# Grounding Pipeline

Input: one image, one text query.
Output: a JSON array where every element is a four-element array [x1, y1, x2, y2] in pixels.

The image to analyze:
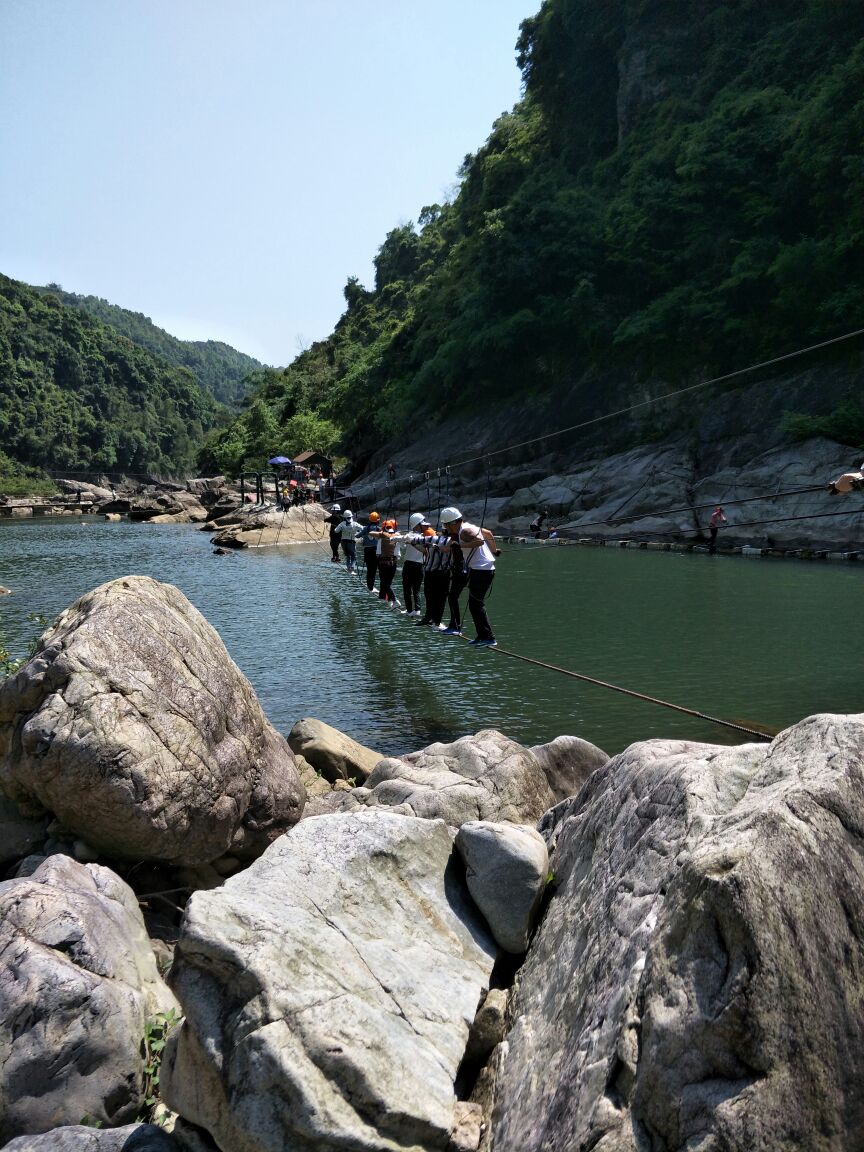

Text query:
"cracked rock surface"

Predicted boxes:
[[331, 730, 556, 828], [0, 576, 305, 864], [1, 1124, 180, 1151], [490, 713, 864, 1151], [162, 811, 497, 1152], [0, 855, 178, 1143]]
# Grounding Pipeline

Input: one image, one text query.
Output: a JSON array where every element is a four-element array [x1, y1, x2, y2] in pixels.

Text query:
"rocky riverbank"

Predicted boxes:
[[1, 576, 863, 1150]]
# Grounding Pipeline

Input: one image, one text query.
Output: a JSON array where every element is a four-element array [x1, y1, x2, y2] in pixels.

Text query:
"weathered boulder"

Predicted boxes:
[[162, 811, 497, 1152], [0, 576, 305, 864], [529, 734, 608, 803], [1, 1125, 180, 1151], [0, 793, 48, 866], [0, 855, 178, 1142], [288, 716, 382, 783], [211, 502, 329, 548], [455, 821, 549, 953], [54, 479, 115, 503], [186, 476, 227, 507], [490, 713, 864, 1151], [332, 730, 556, 827]]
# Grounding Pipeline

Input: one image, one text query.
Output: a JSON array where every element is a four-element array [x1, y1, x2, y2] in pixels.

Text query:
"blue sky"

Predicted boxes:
[[1, 0, 535, 365]]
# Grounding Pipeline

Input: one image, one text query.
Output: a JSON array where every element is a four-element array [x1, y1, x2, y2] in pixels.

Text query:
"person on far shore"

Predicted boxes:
[[708, 506, 727, 554], [828, 463, 864, 494]]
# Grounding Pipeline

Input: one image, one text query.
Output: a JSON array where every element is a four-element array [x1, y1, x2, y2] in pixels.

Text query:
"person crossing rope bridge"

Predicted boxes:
[[441, 506, 500, 648]]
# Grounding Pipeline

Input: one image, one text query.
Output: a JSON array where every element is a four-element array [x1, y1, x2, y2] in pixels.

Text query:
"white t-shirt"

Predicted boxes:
[[459, 522, 496, 571], [402, 531, 427, 565], [335, 520, 361, 540]]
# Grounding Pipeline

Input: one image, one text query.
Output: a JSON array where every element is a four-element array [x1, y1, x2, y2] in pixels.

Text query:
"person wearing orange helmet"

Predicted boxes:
[[360, 511, 381, 592], [370, 518, 402, 605]]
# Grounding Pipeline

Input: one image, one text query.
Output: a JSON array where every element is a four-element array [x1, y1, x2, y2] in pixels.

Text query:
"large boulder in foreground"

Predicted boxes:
[[334, 730, 556, 827], [288, 716, 383, 783], [162, 811, 497, 1152], [0, 855, 178, 1143], [0, 576, 305, 864], [1, 1126, 179, 1151], [529, 733, 608, 803], [490, 714, 864, 1151]]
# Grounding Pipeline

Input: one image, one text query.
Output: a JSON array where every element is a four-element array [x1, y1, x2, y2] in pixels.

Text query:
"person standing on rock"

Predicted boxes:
[[323, 504, 342, 562], [708, 506, 727, 554], [529, 508, 549, 538]]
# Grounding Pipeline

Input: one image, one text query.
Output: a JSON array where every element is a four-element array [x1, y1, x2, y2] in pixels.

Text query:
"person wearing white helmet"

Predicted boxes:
[[323, 503, 342, 562], [334, 509, 361, 573], [400, 511, 429, 616], [442, 506, 499, 648], [439, 506, 468, 635]]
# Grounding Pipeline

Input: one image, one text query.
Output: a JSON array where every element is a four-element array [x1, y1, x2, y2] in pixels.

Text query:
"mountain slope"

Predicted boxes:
[[34, 285, 263, 406], [0, 274, 222, 476]]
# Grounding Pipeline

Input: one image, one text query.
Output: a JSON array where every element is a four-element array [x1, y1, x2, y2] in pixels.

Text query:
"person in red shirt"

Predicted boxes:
[[708, 506, 727, 554]]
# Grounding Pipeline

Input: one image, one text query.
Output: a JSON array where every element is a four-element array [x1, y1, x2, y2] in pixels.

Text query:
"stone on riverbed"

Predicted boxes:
[[0, 855, 178, 1142], [210, 501, 329, 547], [0, 576, 305, 864], [162, 811, 497, 1152], [489, 713, 864, 1151], [332, 729, 556, 827]]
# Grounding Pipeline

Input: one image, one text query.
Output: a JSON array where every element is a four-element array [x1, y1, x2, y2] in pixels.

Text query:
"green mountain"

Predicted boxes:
[[0, 274, 222, 477], [32, 286, 263, 406], [202, 0, 864, 475]]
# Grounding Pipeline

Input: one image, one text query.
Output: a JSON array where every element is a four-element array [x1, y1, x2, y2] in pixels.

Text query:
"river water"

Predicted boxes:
[[1, 518, 861, 757]]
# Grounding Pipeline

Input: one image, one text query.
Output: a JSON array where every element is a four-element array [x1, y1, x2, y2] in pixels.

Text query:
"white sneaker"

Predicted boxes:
[[409, 610, 421, 617], [434, 623, 448, 631]]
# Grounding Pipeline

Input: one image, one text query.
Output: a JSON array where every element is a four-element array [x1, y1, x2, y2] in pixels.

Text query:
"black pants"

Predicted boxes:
[[447, 568, 468, 631], [329, 532, 340, 561], [467, 569, 495, 641], [378, 558, 397, 602], [421, 571, 450, 625], [402, 560, 423, 613], [364, 547, 378, 590], [708, 526, 718, 553]]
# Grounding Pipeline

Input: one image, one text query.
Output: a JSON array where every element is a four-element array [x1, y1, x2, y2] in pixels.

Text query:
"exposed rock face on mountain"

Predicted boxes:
[[489, 713, 864, 1152], [331, 730, 556, 827], [162, 811, 497, 1152], [0, 855, 178, 1142], [0, 576, 304, 864]]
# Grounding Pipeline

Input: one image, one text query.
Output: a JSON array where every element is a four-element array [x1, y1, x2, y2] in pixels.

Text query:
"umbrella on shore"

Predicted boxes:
[[268, 456, 293, 466]]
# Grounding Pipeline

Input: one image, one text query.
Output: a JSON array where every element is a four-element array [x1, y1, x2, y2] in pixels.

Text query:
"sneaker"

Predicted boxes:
[[409, 610, 421, 617], [434, 623, 448, 632], [399, 608, 409, 614], [442, 627, 462, 636], [469, 638, 498, 648]]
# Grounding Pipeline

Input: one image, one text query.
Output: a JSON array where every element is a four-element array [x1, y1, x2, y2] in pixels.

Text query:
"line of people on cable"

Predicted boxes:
[[326, 504, 500, 648]]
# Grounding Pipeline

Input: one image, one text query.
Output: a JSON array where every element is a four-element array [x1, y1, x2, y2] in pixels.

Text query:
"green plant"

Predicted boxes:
[[141, 1008, 181, 1118]]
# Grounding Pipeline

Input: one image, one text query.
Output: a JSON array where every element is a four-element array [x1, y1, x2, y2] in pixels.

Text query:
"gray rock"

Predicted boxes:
[[529, 734, 609, 803], [456, 822, 549, 953], [162, 811, 497, 1152], [1, 1125, 180, 1151], [0, 792, 48, 866], [490, 713, 864, 1151], [0, 855, 178, 1142], [463, 988, 509, 1069], [288, 716, 383, 783], [211, 503, 329, 548], [0, 576, 304, 864], [333, 730, 556, 828]]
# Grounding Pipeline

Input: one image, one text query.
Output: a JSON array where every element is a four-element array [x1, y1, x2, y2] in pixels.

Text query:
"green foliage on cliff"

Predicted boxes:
[[0, 274, 221, 475], [33, 285, 262, 406], [213, 0, 864, 470]]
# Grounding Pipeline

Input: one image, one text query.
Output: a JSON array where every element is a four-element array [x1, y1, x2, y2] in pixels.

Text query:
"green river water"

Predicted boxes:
[[1, 518, 861, 756]]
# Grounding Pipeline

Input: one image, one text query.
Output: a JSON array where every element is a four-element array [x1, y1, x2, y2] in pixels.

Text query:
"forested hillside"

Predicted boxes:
[[202, 0, 864, 476], [32, 286, 262, 406], [0, 275, 221, 477]]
